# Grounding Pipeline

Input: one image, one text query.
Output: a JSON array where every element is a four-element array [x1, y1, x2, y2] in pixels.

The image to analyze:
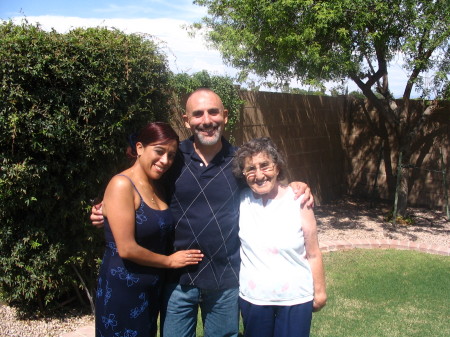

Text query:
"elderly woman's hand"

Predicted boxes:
[[312, 291, 327, 312]]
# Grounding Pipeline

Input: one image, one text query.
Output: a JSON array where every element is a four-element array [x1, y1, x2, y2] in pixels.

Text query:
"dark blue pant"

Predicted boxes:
[[239, 298, 313, 337]]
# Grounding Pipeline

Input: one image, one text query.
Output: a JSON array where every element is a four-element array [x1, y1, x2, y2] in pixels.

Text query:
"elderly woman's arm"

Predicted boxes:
[[301, 205, 327, 312]]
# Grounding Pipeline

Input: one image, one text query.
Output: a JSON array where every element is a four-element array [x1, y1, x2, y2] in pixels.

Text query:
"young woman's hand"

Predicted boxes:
[[168, 250, 204, 268]]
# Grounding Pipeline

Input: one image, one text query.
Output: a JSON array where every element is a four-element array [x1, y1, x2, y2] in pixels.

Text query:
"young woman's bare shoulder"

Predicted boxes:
[[106, 175, 134, 193]]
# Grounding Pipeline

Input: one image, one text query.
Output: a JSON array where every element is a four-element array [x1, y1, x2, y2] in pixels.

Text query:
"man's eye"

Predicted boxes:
[[208, 109, 220, 115], [191, 111, 203, 117]]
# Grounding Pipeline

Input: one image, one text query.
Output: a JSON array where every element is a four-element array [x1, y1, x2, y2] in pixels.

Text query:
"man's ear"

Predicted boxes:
[[183, 114, 191, 129], [223, 109, 228, 124]]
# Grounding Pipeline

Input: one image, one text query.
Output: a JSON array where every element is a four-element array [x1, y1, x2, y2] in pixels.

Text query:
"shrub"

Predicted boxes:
[[0, 20, 171, 312]]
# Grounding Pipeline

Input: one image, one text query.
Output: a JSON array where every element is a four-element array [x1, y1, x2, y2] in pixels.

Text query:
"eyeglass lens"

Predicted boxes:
[[244, 162, 274, 176]]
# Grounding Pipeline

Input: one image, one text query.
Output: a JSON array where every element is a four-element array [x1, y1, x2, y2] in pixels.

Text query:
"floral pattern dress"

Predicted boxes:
[[95, 175, 173, 337]]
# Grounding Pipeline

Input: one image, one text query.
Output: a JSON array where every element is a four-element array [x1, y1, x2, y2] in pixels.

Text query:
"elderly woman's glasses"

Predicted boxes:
[[243, 162, 275, 178]]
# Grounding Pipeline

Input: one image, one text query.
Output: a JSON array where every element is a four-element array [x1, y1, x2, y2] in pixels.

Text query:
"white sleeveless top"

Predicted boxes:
[[238, 186, 314, 306]]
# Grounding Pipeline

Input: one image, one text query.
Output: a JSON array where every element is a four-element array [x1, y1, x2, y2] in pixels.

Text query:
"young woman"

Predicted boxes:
[[95, 122, 203, 337], [233, 137, 326, 337]]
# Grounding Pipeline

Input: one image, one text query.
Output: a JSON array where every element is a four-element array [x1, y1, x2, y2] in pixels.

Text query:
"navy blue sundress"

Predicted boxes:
[[95, 175, 173, 337]]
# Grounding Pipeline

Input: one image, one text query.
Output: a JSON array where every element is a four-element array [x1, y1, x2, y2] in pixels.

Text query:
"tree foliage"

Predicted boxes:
[[195, 0, 449, 98], [194, 0, 450, 214], [0, 20, 171, 312]]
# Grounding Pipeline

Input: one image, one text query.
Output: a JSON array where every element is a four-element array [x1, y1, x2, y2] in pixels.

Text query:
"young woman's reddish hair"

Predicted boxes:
[[128, 122, 179, 158]]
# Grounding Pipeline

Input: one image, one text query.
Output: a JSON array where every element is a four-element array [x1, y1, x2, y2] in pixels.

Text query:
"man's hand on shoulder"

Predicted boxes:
[[289, 181, 314, 208], [90, 202, 104, 228]]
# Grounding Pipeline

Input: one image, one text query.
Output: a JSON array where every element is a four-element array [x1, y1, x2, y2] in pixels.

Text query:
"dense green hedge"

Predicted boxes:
[[0, 21, 171, 312]]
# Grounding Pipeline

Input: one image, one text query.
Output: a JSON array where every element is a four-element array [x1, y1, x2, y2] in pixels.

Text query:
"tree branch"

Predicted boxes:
[[350, 73, 399, 129], [71, 264, 95, 314]]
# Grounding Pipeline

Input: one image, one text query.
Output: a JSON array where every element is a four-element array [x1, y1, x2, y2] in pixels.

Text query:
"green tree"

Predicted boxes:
[[194, 0, 450, 215], [0, 21, 170, 312]]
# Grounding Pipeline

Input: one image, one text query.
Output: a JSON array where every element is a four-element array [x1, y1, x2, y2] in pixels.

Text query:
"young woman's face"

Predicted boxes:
[[243, 152, 279, 197], [136, 139, 178, 179]]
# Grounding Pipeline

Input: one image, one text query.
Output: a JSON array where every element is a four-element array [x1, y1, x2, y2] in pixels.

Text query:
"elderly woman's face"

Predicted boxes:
[[242, 152, 279, 197]]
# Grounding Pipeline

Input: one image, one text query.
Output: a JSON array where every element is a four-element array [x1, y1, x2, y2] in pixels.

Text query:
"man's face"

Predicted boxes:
[[184, 91, 228, 146]]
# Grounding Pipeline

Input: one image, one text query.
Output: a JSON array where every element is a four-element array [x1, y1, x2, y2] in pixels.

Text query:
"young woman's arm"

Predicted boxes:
[[103, 175, 203, 268]]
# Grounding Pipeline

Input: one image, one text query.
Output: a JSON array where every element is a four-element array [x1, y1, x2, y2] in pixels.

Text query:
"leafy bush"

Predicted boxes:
[[0, 20, 171, 312]]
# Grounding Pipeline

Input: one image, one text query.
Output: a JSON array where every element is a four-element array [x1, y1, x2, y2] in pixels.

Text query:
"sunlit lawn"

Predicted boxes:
[[311, 249, 450, 337]]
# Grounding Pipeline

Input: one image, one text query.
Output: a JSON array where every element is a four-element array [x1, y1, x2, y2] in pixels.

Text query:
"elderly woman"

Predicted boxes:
[[233, 137, 327, 337]]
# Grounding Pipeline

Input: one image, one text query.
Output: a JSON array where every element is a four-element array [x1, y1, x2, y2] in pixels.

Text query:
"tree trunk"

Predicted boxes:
[[396, 166, 409, 217], [393, 142, 412, 218]]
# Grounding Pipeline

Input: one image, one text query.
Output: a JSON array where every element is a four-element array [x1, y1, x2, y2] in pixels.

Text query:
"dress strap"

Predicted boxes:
[[116, 174, 143, 202]]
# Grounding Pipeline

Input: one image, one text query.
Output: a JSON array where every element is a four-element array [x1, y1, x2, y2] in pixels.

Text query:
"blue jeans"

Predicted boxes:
[[161, 283, 239, 337]]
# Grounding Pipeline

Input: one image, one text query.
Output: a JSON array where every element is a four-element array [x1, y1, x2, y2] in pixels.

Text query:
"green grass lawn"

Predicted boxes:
[[311, 249, 450, 337]]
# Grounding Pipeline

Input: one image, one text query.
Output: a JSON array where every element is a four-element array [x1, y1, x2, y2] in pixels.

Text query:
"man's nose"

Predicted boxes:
[[202, 111, 212, 124]]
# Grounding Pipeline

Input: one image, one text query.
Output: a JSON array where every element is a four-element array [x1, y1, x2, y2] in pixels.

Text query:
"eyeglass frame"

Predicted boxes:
[[242, 162, 277, 178]]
